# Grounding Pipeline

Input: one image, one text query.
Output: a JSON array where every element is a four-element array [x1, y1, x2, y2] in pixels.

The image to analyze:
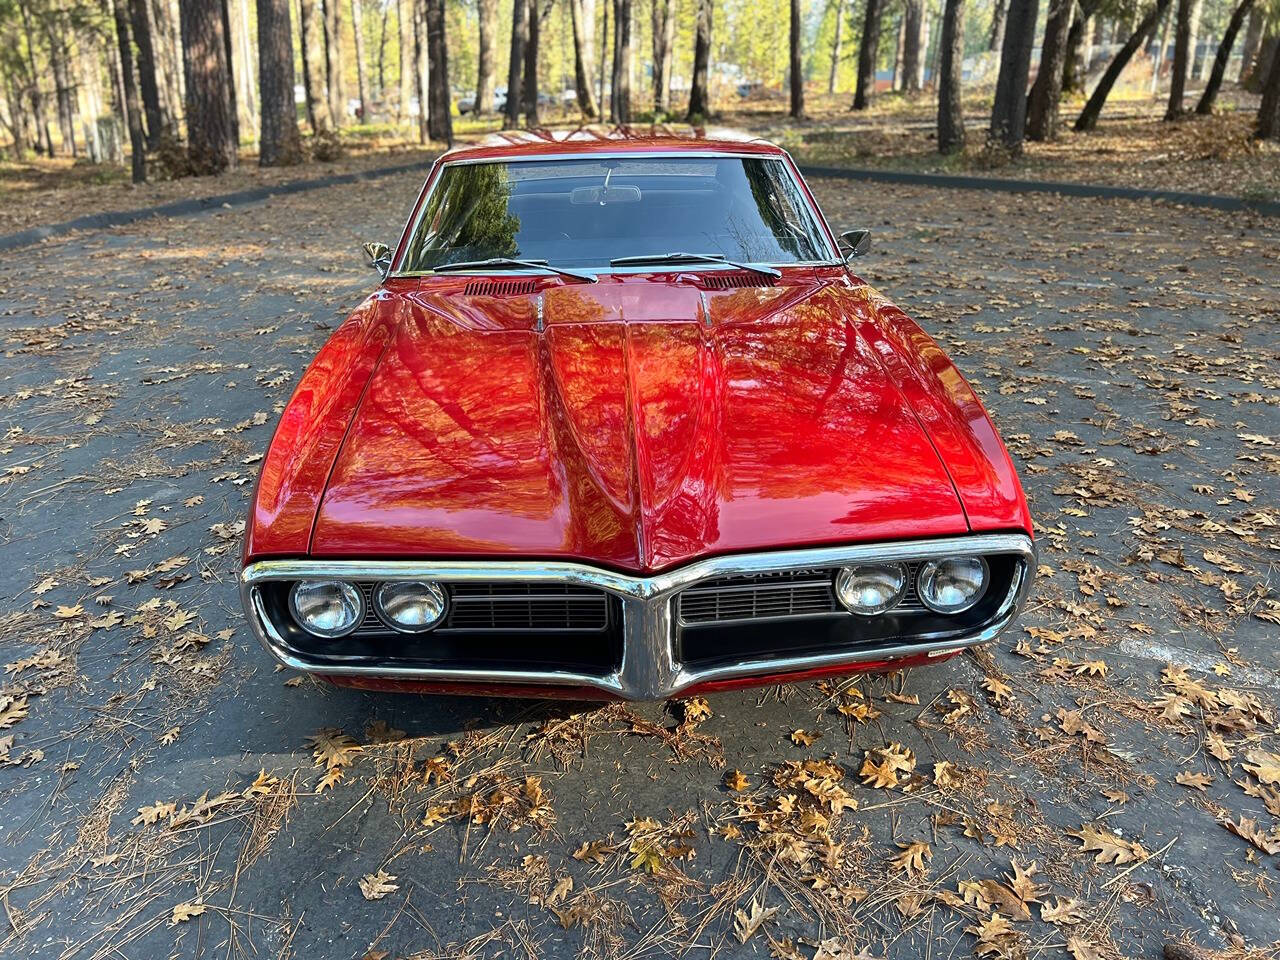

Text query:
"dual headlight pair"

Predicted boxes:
[[289, 580, 446, 638], [287, 556, 988, 638], [834, 556, 987, 616]]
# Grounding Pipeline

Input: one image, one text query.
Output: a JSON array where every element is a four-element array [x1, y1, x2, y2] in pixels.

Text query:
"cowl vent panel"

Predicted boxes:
[[463, 279, 538, 297], [700, 273, 776, 290]]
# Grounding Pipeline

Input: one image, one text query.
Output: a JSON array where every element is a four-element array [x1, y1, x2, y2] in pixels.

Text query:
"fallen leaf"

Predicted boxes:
[[1066, 937, 1104, 960], [1175, 771, 1212, 791], [1068, 824, 1148, 865], [682, 697, 711, 724], [1041, 897, 1086, 925], [892, 840, 931, 878], [358, 870, 399, 901], [790, 729, 821, 747], [572, 839, 616, 863], [169, 901, 205, 925], [733, 894, 778, 944]]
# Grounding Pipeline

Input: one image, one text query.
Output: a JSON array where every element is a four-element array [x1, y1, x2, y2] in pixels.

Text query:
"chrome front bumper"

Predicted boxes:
[[239, 532, 1035, 700]]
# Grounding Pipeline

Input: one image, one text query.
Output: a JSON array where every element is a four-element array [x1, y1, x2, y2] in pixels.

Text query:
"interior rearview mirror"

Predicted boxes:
[[840, 229, 872, 262], [570, 184, 643, 205], [363, 241, 392, 280]]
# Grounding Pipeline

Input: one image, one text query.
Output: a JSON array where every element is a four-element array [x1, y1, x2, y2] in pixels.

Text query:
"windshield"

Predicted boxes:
[[398, 156, 833, 273]]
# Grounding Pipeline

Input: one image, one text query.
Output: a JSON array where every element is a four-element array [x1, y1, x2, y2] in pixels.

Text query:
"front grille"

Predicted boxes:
[[355, 582, 610, 635], [678, 565, 925, 625]]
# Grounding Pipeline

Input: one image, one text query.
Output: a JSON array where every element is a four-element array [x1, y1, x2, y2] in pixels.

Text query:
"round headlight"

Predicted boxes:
[[917, 557, 988, 613], [289, 580, 363, 638], [834, 563, 907, 616], [374, 580, 447, 632]]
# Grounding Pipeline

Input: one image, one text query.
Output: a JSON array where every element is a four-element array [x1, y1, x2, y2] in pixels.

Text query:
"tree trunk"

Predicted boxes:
[[937, 0, 965, 151], [827, 0, 844, 94], [1235, 7, 1261, 83], [377, 1, 389, 95], [111, 0, 147, 181], [1165, 0, 1191, 118], [651, 0, 673, 113], [129, 0, 166, 144], [892, 15, 905, 90], [1026, 0, 1074, 140], [902, 0, 922, 93], [237, 0, 257, 136], [325, 0, 347, 126], [476, 0, 497, 114], [219, 0, 240, 146], [17, 1, 54, 157], [1150, 4, 1171, 94], [1186, 0, 1203, 79], [505, 0, 528, 126], [989, 0, 1039, 151], [1245, 36, 1276, 92], [609, 0, 631, 121], [413, 0, 429, 139], [569, 0, 599, 117], [1257, 30, 1280, 140], [988, 0, 1007, 51], [4, 72, 31, 160], [146, 0, 179, 124], [598, 0, 607, 111], [395, 0, 409, 119], [1194, 0, 1255, 113], [258, 0, 303, 163], [426, 0, 452, 140], [350, 0, 369, 121], [179, 0, 236, 172], [524, 0, 542, 124], [299, 0, 332, 130], [687, 0, 712, 119], [1075, 0, 1172, 130], [789, 0, 804, 116], [46, 29, 79, 155], [1062, 0, 1102, 94], [852, 0, 882, 109]]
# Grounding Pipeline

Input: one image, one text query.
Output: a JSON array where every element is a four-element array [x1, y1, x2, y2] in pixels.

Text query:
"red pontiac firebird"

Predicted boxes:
[[240, 128, 1034, 701]]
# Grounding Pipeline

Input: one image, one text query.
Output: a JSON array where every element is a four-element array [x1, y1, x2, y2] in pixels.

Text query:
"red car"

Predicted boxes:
[[240, 128, 1034, 701]]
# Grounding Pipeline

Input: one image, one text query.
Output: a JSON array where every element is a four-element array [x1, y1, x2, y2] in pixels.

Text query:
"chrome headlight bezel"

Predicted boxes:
[[373, 580, 448, 633], [288, 579, 365, 638], [917, 556, 989, 614], [833, 562, 908, 616]]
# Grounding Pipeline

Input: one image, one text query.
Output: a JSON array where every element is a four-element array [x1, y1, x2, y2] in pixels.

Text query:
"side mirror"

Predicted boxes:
[[362, 241, 392, 280], [839, 229, 872, 262]]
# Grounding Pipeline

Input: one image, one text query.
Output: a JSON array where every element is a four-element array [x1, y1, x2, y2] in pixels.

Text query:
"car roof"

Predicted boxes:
[[439, 125, 788, 164]]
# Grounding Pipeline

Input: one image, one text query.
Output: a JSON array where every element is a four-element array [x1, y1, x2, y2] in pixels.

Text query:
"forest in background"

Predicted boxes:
[[0, 0, 1277, 187]]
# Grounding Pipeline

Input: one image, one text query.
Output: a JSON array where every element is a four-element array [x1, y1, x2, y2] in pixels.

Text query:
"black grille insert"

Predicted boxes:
[[352, 582, 611, 635], [677, 555, 1020, 670], [259, 580, 621, 676], [678, 565, 925, 625]]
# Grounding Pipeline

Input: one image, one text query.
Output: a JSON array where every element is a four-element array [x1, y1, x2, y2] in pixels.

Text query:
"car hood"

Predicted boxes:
[[309, 277, 970, 571]]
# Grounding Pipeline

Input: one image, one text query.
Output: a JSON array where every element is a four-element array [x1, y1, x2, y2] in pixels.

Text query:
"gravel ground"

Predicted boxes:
[[0, 170, 1277, 960]]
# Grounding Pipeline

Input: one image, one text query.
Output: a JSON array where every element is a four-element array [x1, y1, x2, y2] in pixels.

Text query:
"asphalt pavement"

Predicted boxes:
[[0, 170, 1277, 960]]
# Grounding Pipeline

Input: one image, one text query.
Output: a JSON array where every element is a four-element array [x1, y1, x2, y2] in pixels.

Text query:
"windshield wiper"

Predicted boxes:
[[432, 257, 597, 283], [608, 252, 782, 279]]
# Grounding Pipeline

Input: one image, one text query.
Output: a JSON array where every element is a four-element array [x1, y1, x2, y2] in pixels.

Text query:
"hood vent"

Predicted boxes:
[[701, 272, 776, 290], [463, 278, 538, 297]]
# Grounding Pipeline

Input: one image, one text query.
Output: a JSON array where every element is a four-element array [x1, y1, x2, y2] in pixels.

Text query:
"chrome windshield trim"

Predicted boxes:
[[392, 260, 843, 280], [240, 533, 1035, 700], [389, 150, 842, 278]]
